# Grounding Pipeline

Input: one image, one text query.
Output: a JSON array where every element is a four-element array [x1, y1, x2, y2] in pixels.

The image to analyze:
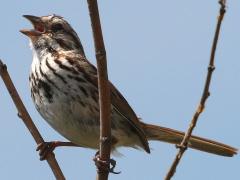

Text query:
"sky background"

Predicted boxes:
[[0, 1, 239, 180]]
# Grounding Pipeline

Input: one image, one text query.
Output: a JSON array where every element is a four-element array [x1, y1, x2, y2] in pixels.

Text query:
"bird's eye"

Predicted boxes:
[[51, 23, 63, 32]]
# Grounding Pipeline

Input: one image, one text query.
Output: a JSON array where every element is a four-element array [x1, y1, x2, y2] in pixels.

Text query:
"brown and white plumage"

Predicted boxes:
[[21, 14, 237, 157]]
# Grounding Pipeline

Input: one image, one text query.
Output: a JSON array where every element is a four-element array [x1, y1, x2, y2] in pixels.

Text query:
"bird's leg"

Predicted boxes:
[[36, 141, 79, 160]]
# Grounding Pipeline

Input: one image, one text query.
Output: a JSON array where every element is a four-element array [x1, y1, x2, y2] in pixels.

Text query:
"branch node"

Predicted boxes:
[[207, 91, 210, 97], [220, 8, 226, 15], [17, 112, 23, 118], [219, 0, 226, 16], [176, 144, 188, 151], [100, 136, 111, 143], [219, 0, 226, 7], [197, 104, 204, 114], [208, 65, 215, 72], [100, 136, 112, 148], [96, 50, 106, 60]]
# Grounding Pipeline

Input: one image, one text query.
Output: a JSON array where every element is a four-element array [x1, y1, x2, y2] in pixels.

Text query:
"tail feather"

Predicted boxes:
[[141, 123, 237, 157]]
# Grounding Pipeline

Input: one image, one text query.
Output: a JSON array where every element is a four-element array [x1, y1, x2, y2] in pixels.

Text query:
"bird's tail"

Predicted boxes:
[[141, 122, 237, 157]]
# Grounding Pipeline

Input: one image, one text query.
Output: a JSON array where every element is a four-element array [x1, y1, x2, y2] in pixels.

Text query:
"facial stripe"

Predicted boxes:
[[67, 31, 85, 55], [55, 38, 73, 50]]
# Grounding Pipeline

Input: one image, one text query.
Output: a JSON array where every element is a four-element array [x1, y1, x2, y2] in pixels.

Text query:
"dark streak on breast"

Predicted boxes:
[[78, 85, 88, 97], [54, 58, 79, 75], [39, 60, 61, 91], [46, 58, 67, 84], [67, 74, 87, 83], [37, 79, 53, 103]]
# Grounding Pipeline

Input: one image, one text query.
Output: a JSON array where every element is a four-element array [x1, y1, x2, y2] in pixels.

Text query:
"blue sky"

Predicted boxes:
[[0, 1, 239, 179]]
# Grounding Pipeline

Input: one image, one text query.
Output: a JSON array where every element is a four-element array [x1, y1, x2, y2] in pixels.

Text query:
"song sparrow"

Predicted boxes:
[[20, 14, 237, 159]]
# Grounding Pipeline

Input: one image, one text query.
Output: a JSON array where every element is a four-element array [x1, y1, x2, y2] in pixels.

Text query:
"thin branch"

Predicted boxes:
[[0, 60, 65, 180], [86, 1, 111, 180], [164, 1, 227, 180]]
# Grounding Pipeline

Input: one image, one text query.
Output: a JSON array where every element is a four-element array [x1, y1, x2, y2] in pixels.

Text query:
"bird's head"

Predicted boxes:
[[20, 14, 85, 55]]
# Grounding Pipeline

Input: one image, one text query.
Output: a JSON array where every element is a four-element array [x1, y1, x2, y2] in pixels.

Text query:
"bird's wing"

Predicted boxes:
[[68, 54, 150, 152], [109, 82, 150, 153]]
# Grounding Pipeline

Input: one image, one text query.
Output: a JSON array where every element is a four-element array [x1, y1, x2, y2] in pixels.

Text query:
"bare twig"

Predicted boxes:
[[165, 1, 227, 180], [0, 60, 65, 180], [86, 0, 111, 180]]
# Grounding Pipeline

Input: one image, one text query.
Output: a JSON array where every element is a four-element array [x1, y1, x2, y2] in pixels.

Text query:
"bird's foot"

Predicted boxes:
[[93, 151, 121, 174], [36, 141, 59, 161], [36, 141, 78, 160]]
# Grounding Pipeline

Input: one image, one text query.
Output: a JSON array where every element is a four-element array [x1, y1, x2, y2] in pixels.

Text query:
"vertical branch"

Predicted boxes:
[[0, 60, 65, 180], [164, 1, 227, 180], [86, 1, 111, 180]]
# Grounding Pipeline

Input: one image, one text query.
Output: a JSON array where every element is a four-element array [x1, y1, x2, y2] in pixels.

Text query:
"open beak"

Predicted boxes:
[[20, 15, 45, 37]]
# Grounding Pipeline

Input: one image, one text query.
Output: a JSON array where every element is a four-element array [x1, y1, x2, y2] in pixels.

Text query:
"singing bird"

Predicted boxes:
[[20, 15, 237, 161]]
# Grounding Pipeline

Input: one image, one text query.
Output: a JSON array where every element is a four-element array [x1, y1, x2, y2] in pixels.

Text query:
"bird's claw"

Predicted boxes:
[[36, 141, 58, 161], [109, 158, 121, 174], [93, 151, 120, 174]]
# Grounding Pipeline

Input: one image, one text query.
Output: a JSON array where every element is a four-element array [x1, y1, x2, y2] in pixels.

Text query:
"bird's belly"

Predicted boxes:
[[31, 82, 101, 149], [32, 88, 141, 150]]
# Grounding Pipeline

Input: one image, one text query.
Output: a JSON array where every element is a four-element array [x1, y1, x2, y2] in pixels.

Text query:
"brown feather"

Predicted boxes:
[[141, 122, 237, 157]]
